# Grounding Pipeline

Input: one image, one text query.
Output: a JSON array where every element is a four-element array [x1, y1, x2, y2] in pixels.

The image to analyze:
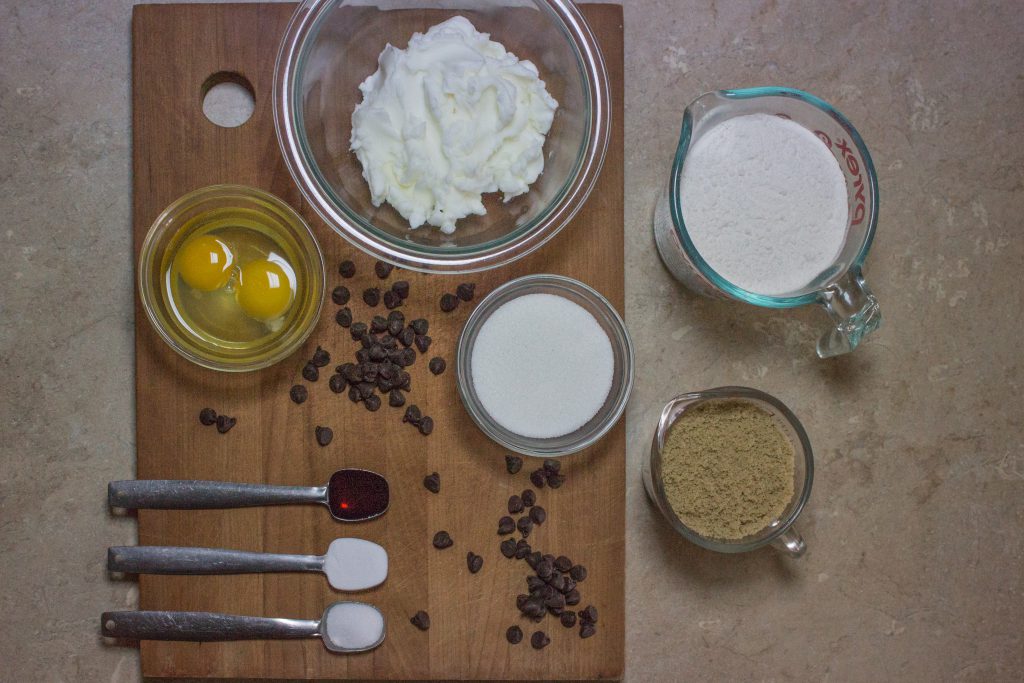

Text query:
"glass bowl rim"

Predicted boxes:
[[668, 86, 880, 308], [137, 183, 326, 373], [273, 0, 611, 274], [455, 273, 634, 457]]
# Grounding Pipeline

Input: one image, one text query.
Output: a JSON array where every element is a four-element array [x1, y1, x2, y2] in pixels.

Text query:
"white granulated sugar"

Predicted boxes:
[[471, 293, 614, 439], [323, 538, 388, 591], [324, 602, 385, 651], [680, 113, 849, 296]]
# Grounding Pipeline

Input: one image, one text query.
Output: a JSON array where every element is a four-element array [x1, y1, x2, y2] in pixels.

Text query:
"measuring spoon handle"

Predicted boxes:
[[108, 480, 326, 509], [101, 610, 318, 641], [108, 546, 323, 575]]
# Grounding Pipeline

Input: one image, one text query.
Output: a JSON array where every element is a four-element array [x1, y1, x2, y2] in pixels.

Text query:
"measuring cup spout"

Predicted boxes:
[[815, 267, 882, 358]]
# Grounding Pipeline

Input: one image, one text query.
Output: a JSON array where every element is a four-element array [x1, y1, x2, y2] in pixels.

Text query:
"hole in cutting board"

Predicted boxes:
[[201, 72, 255, 128]]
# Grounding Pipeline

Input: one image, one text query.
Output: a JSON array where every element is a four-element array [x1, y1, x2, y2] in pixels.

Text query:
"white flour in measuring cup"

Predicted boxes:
[[679, 113, 848, 296]]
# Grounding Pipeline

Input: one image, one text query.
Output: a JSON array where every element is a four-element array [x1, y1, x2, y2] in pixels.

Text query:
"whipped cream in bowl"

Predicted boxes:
[[274, 0, 610, 273]]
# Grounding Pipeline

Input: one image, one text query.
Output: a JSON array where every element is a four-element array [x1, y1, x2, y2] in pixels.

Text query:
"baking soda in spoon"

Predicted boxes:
[[323, 602, 386, 652], [323, 538, 388, 590]]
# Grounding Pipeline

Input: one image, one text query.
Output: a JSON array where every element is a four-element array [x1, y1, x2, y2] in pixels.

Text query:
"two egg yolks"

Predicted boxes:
[[175, 235, 293, 321]]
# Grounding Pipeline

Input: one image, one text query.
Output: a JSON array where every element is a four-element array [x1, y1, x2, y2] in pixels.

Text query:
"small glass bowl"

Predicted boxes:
[[642, 387, 814, 556], [137, 185, 325, 372], [456, 274, 633, 457], [273, 0, 610, 274]]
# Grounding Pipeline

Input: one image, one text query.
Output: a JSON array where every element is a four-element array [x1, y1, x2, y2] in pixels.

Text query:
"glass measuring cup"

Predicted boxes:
[[642, 387, 813, 556], [653, 87, 881, 358]]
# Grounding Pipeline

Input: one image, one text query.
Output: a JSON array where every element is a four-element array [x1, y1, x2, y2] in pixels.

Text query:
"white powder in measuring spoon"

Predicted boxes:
[[680, 113, 849, 296], [471, 293, 614, 439], [323, 602, 385, 652]]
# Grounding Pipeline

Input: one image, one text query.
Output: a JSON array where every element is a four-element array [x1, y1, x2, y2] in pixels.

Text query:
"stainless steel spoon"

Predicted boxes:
[[107, 538, 388, 591], [101, 601, 385, 653], [108, 468, 389, 522]]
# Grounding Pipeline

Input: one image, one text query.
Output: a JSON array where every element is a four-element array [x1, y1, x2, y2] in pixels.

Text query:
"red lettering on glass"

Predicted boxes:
[[814, 130, 832, 149]]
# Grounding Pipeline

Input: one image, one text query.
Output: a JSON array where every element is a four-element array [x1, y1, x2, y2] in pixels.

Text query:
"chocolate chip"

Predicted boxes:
[[339, 363, 361, 384], [368, 345, 387, 362], [529, 506, 546, 526], [565, 588, 581, 606], [560, 611, 577, 628], [369, 315, 386, 333], [414, 335, 432, 353], [331, 285, 350, 305], [536, 559, 553, 579], [517, 516, 533, 537], [418, 416, 434, 435], [526, 575, 545, 592], [456, 283, 476, 301], [424, 472, 440, 493], [387, 317, 404, 337], [569, 565, 587, 582], [338, 260, 355, 278], [335, 307, 352, 327], [392, 280, 410, 300], [579, 622, 596, 639], [374, 261, 394, 279], [467, 552, 483, 574], [389, 389, 406, 407], [506, 625, 523, 644], [500, 538, 517, 558], [357, 382, 376, 400], [530, 631, 550, 650], [199, 407, 217, 425], [411, 318, 429, 335], [350, 322, 367, 340], [432, 530, 453, 549], [403, 405, 422, 424], [396, 347, 416, 367], [508, 495, 524, 514], [522, 599, 545, 620], [215, 415, 236, 433], [362, 287, 380, 307], [348, 386, 361, 403], [554, 556, 572, 573], [410, 611, 430, 631], [383, 290, 401, 309], [328, 374, 345, 393], [530, 469, 546, 488], [302, 363, 319, 382], [515, 540, 532, 560], [506, 455, 523, 474], [428, 357, 446, 375], [314, 425, 333, 446], [364, 393, 381, 411], [579, 605, 598, 623], [398, 327, 415, 347], [525, 552, 543, 569], [498, 516, 516, 535], [560, 577, 577, 595], [440, 293, 459, 312], [547, 473, 566, 489], [288, 385, 308, 404], [521, 489, 536, 507], [544, 592, 566, 615], [542, 459, 561, 474]]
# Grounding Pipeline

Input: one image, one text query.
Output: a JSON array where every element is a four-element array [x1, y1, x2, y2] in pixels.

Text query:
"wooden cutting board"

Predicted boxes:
[[132, 3, 624, 679]]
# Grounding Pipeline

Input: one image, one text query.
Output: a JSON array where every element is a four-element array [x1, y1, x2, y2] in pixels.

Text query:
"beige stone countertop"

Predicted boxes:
[[1, 0, 1021, 681]]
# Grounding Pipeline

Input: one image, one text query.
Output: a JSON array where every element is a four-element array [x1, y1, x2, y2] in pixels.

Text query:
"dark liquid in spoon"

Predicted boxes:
[[327, 469, 389, 521]]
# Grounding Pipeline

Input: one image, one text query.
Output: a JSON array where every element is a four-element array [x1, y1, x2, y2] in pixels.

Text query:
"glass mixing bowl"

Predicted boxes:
[[274, 0, 610, 273]]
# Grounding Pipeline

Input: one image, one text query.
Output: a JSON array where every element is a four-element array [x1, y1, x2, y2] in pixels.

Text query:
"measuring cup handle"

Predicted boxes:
[[770, 527, 807, 557], [815, 267, 882, 358]]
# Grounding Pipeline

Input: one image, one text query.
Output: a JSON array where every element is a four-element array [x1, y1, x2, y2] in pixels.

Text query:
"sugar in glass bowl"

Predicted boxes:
[[274, 0, 610, 273]]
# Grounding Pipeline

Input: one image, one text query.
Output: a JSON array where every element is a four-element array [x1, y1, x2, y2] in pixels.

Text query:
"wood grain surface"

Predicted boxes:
[[131, 3, 624, 679]]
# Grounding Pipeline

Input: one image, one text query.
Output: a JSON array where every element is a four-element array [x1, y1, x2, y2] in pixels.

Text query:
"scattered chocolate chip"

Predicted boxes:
[[418, 416, 434, 435], [392, 280, 410, 300], [289, 385, 308, 404], [302, 363, 319, 382], [547, 573, 567, 593], [363, 287, 381, 307], [522, 599, 545, 620], [398, 327, 415, 347], [403, 405, 422, 424], [432, 530, 453, 549], [396, 347, 417, 367], [514, 541, 532, 560], [328, 374, 346, 393], [410, 611, 430, 631], [335, 307, 352, 327], [508, 495, 524, 514], [428, 357, 446, 375], [530, 469, 546, 488], [517, 516, 533, 537], [560, 611, 577, 628], [411, 318, 429, 335], [331, 285, 350, 305], [456, 282, 476, 301], [368, 345, 387, 362], [370, 315, 387, 333], [530, 631, 550, 650], [521, 489, 536, 507], [561, 577, 577, 595], [529, 506, 546, 526], [498, 516, 516, 535], [527, 575, 546, 592], [364, 393, 382, 411], [569, 565, 587, 582], [526, 551, 543, 569], [506, 625, 523, 644], [383, 290, 401, 309], [350, 322, 368, 340], [467, 552, 484, 574], [423, 472, 440, 493], [579, 622, 596, 639], [311, 346, 331, 366], [506, 455, 523, 474], [547, 473, 566, 489], [542, 459, 561, 474], [500, 538, 517, 558], [414, 334, 432, 353], [565, 588, 581, 606], [215, 415, 235, 433], [199, 407, 217, 425], [348, 386, 361, 403], [338, 260, 355, 278], [314, 425, 333, 446], [387, 318, 404, 337], [536, 559, 553, 579], [544, 592, 566, 615], [389, 389, 406, 407], [554, 556, 573, 573], [440, 293, 459, 312], [374, 261, 394, 279], [579, 605, 598, 624]]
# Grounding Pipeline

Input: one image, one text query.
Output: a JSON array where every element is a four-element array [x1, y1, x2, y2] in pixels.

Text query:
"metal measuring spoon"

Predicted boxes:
[[108, 538, 388, 591], [108, 468, 389, 522], [101, 601, 385, 653]]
